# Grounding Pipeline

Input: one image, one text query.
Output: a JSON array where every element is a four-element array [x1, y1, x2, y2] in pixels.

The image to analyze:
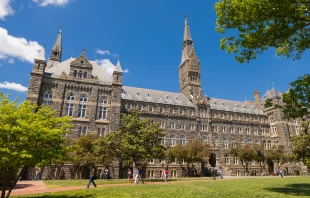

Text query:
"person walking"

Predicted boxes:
[[219, 168, 223, 179], [100, 169, 104, 179], [33, 169, 39, 181], [87, 168, 97, 188], [139, 167, 144, 184], [212, 168, 216, 180], [127, 169, 132, 183], [104, 168, 109, 180], [163, 168, 168, 182], [133, 167, 139, 184]]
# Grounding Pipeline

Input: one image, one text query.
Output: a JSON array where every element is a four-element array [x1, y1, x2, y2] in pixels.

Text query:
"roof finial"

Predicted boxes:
[[82, 48, 86, 53], [59, 25, 63, 34], [184, 13, 188, 25]]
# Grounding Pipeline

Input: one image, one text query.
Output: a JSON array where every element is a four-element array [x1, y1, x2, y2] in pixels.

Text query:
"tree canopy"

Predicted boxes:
[[215, 0, 310, 63], [0, 93, 72, 198], [107, 111, 165, 167]]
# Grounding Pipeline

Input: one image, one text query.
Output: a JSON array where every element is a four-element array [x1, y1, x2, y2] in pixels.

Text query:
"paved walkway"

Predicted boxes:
[[9, 176, 284, 197]]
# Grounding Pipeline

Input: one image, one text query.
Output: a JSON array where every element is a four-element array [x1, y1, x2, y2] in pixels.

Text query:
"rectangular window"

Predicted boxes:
[[225, 158, 230, 165], [160, 121, 165, 128], [223, 126, 226, 132], [127, 104, 131, 110], [149, 106, 153, 112], [230, 127, 234, 133], [170, 108, 174, 114], [78, 104, 87, 118], [73, 70, 77, 77], [66, 103, 74, 116], [159, 107, 163, 113], [246, 128, 250, 134], [234, 158, 238, 165], [170, 121, 175, 129], [190, 123, 195, 130], [179, 109, 183, 115], [99, 106, 107, 120], [214, 125, 218, 132], [238, 127, 242, 134]]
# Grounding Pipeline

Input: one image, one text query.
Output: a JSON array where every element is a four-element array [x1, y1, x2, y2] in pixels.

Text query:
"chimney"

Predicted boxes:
[[254, 90, 261, 105]]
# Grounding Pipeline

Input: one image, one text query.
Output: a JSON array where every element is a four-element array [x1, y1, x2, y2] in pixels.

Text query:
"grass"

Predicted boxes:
[[42, 178, 209, 188], [15, 177, 310, 198]]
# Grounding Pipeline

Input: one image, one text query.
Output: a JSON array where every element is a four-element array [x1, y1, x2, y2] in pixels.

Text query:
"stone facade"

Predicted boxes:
[[25, 19, 303, 180]]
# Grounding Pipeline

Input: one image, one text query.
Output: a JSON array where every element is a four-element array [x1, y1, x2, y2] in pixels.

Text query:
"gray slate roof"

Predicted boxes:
[[261, 88, 282, 104], [121, 86, 194, 107], [209, 97, 264, 115], [44, 57, 112, 82]]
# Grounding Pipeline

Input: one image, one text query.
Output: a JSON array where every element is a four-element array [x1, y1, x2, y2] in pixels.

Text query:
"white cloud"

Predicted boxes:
[[95, 49, 110, 55], [0, 81, 28, 92], [8, 58, 14, 64], [0, 0, 14, 20], [33, 0, 71, 7], [96, 58, 129, 75], [0, 27, 42, 63], [96, 59, 116, 76]]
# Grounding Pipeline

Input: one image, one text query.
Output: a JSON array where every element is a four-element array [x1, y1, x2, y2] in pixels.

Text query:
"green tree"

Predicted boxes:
[[229, 143, 256, 175], [215, 0, 310, 63], [265, 74, 310, 172], [0, 93, 72, 198], [253, 145, 268, 175], [107, 111, 165, 168], [265, 145, 289, 175]]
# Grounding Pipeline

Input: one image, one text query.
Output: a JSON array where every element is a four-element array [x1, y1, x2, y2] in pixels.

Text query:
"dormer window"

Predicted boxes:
[[83, 72, 87, 79], [74, 70, 78, 77]]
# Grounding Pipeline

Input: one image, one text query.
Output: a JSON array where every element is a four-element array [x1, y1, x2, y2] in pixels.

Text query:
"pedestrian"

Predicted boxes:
[[133, 167, 139, 184], [139, 167, 144, 184], [163, 168, 168, 182], [100, 169, 104, 179], [104, 168, 109, 180], [33, 169, 39, 181], [212, 168, 216, 180], [219, 168, 223, 179], [127, 169, 132, 183], [280, 170, 283, 178], [87, 168, 97, 188]]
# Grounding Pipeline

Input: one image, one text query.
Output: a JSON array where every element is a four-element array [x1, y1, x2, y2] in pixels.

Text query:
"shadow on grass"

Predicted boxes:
[[14, 184, 35, 189], [264, 183, 310, 197]]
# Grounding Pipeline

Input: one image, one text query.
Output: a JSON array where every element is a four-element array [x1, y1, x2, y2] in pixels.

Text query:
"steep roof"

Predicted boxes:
[[209, 97, 264, 115], [261, 88, 282, 104], [114, 59, 123, 73], [44, 57, 112, 82], [121, 86, 194, 107], [35, 46, 45, 61]]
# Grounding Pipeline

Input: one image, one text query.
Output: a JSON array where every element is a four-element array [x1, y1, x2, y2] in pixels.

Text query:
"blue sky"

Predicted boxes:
[[0, 0, 308, 102]]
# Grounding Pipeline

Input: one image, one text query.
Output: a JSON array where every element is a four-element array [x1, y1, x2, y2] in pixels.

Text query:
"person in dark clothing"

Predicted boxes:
[[87, 168, 97, 188], [139, 167, 144, 184], [212, 168, 216, 180]]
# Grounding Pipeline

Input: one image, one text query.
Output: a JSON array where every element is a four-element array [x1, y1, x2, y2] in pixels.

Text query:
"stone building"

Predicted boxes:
[[25, 18, 302, 179]]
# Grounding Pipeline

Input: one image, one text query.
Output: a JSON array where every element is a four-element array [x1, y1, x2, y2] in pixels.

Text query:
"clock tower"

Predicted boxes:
[[179, 16, 202, 100]]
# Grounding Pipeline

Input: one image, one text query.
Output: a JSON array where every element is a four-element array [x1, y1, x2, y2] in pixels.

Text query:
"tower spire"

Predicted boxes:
[[181, 15, 195, 62], [46, 26, 63, 69]]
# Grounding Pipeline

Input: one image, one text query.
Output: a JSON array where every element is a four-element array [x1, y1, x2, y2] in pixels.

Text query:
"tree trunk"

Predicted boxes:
[[5, 167, 25, 198], [1, 167, 7, 198]]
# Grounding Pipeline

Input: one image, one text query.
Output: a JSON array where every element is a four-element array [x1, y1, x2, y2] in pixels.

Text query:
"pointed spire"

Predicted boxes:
[[114, 57, 123, 73], [53, 26, 62, 52], [35, 45, 46, 61], [183, 14, 193, 42]]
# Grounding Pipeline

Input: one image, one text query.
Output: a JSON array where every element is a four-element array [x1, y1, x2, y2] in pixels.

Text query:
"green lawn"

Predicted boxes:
[[42, 178, 209, 188], [16, 177, 310, 198]]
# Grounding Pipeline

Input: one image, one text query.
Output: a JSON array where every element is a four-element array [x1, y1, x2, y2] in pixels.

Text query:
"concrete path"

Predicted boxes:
[[9, 176, 287, 197]]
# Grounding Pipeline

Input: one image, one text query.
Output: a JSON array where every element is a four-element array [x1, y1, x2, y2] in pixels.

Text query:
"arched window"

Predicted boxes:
[[78, 126, 87, 137], [170, 134, 176, 146], [78, 94, 87, 118], [223, 137, 228, 148], [43, 91, 52, 106], [241, 138, 245, 146], [99, 97, 108, 120], [170, 121, 175, 129], [83, 71, 87, 79], [263, 140, 267, 149], [180, 135, 186, 145], [78, 71, 83, 78], [202, 136, 208, 144], [66, 93, 75, 116]]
